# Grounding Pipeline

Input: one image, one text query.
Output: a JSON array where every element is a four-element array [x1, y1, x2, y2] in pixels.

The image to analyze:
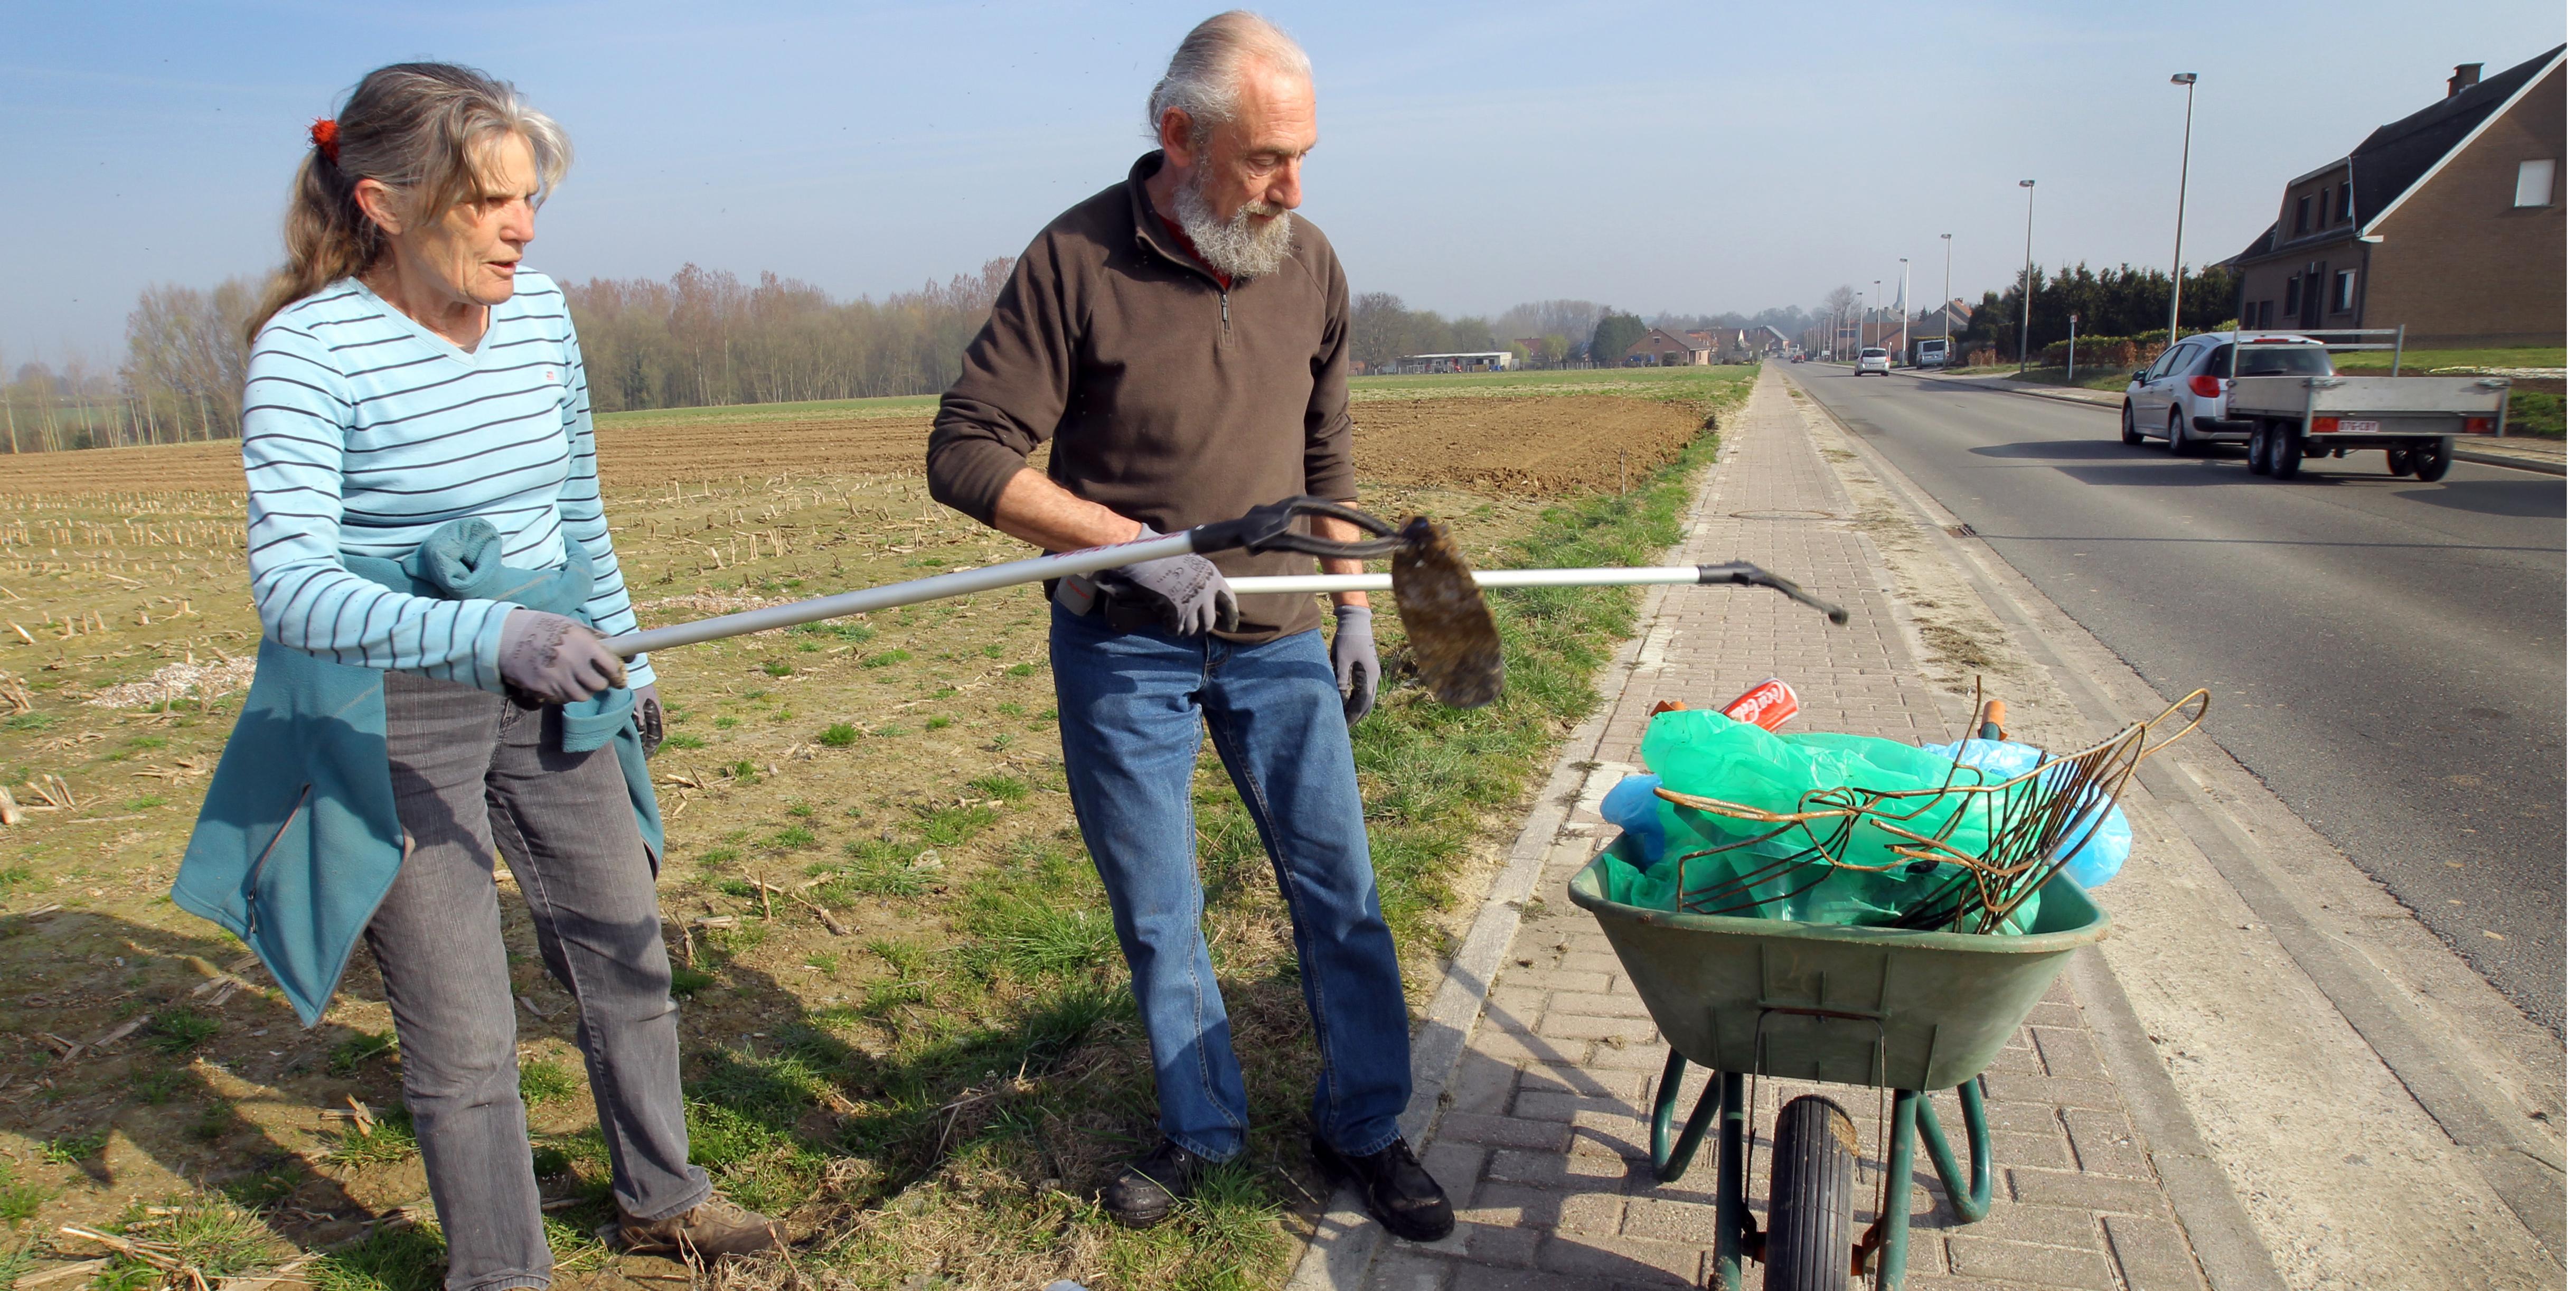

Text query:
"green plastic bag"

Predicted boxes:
[[1628, 709, 2019, 931]]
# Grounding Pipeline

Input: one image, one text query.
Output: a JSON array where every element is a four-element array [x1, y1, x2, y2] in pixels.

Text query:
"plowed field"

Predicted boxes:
[[1350, 394, 1705, 494], [0, 395, 1704, 497]]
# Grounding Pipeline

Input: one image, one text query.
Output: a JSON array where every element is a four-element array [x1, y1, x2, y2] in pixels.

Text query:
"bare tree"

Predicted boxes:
[[1494, 300, 1610, 348], [122, 278, 255, 444]]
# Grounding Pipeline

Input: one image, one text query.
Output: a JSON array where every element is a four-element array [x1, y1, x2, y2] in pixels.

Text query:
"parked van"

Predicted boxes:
[[1913, 337, 1951, 368]]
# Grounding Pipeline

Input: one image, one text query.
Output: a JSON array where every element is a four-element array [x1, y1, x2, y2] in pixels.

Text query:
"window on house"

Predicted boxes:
[[2338, 181, 2353, 222], [2256, 300, 2276, 328], [2283, 274, 2301, 315], [2515, 158, 2557, 207], [2332, 269, 2356, 313], [2295, 195, 2312, 234]]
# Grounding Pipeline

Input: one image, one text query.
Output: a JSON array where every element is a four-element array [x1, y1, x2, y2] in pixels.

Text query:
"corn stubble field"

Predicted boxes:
[[0, 366, 1750, 1291]]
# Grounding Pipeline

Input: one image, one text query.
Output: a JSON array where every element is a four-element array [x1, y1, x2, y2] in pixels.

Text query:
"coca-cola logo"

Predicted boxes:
[[1722, 679, 1800, 730]]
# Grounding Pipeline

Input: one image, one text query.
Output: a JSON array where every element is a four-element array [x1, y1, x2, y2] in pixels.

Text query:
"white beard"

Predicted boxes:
[[1174, 171, 1294, 280]]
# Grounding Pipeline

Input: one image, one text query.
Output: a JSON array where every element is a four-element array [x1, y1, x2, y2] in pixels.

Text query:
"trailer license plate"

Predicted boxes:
[[2339, 419, 2379, 434]]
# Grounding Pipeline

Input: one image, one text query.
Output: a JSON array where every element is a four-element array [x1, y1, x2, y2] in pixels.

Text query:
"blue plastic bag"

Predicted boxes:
[[1600, 773, 1667, 864], [1921, 738, 2132, 888]]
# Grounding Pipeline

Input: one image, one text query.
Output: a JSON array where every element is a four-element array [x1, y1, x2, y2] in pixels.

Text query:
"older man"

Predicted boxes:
[[926, 11, 1450, 1243]]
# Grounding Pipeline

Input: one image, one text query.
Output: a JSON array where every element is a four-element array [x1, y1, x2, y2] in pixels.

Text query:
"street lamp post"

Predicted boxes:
[[2068, 312, 2079, 382], [1872, 279, 1882, 359], [2167, 73, 2199, 348], [2017, 180, 2036, 373], [1899, 257, 1911, 367], [1939, 233, 1954, 360]]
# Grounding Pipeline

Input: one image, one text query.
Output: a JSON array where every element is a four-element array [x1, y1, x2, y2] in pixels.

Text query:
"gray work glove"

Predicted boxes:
[[633, 683, 664, 756], [497, 608, 627, 704], [1332, 605, 1379, 726], [1095, 524, 1239, 636]]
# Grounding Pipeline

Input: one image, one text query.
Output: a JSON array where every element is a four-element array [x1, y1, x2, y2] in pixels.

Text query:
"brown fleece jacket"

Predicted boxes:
[[926, 152, 1357, 641]]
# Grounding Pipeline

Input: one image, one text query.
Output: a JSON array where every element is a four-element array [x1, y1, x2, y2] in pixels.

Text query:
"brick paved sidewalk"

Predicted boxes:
[[1348, 370, 2214, 1291]]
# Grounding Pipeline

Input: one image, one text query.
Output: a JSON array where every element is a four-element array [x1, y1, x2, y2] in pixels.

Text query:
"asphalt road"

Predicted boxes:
[[1785, 363, 2567, 1031]]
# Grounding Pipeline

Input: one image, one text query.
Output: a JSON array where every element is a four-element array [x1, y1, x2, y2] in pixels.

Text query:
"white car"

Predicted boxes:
[[2122, 332, 2334, 454], [1854, 347, 1891, 376]]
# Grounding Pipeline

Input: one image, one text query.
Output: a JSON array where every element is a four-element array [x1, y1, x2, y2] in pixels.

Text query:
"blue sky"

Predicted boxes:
[[3, 1, 2563, 364]]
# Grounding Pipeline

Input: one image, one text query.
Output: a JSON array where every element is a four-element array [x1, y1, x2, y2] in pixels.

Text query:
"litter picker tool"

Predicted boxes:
[[604, 496, 1846, 709], [1225, 566, 1850, 623]]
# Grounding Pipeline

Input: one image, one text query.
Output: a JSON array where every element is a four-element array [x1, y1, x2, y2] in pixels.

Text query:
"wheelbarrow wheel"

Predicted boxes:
[[1764, 1095, 1857, 1291]]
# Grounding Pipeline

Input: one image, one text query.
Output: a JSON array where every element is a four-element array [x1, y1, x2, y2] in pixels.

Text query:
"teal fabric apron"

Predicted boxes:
[[172, 519, 662, 1026]]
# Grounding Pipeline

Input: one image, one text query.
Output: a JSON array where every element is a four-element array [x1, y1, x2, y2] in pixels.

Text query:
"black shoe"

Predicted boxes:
[[1312, 1133, 1455, 1243], [1103, 1140, 1208, 1229]]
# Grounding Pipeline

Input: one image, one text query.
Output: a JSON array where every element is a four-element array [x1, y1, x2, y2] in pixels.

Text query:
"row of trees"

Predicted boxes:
[[1347, 295, 1654, 370], [1653, 304, 1831, 342], [1955, 263, 2241, 358], [2, 278, 260, 453], [1345, 296, 1820, 372], [0, 261, 1025, 452], [2, 356, 134, 454], [6, 265, 1900, 454], [1349, 293, 1518, 368], [565, 260, 1014, 413]]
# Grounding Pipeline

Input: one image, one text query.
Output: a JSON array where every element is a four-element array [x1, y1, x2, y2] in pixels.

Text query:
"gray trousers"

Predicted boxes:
[[372, 672, 707, 1291]]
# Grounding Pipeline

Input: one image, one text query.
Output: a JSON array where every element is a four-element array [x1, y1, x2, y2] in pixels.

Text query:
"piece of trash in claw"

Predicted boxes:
[[1390, 516, 1502, 708]]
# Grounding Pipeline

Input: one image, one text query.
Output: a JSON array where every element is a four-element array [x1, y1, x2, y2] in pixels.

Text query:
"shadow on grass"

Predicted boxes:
[[657, 821, 1324, 1290], [0, 909, 418, 1271]]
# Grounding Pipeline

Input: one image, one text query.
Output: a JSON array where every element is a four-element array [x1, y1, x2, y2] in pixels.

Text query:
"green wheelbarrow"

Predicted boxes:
[[1568, 849, 2111, 1290]]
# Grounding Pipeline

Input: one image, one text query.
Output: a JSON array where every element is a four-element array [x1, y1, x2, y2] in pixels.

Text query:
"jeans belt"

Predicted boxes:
[[1055, 574, 1160, 633]]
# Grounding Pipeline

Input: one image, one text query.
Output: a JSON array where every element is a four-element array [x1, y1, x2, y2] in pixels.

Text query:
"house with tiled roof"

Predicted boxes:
[[2225, 46, 2565, 347], [1625, 328, 1714, 366]]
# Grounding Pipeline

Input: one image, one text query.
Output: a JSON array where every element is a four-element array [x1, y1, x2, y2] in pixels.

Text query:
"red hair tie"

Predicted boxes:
[[309, 118, 341, 163]]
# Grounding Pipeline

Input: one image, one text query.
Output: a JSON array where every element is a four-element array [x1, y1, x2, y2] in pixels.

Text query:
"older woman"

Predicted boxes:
[[173, 63, 780, 1287]]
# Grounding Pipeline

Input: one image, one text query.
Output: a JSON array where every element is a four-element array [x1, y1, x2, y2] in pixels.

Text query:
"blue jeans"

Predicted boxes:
[[1050, 605, 1412, 1162]]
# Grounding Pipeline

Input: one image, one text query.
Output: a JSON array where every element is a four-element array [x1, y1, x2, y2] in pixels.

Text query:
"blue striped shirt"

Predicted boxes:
[[240, 270, 654, 691]]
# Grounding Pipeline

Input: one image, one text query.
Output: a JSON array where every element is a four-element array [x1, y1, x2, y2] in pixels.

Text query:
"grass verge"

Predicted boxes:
[[2506, 391, 2565, 438]]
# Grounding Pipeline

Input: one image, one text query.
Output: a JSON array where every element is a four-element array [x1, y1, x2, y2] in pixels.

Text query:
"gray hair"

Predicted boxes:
[[249, 62, 571, 341], [1145, 11, 1312, 146]]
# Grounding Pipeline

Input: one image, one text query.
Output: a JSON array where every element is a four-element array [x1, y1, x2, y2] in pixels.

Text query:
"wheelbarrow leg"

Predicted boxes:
[[1872, 1088, 1923, 1290], [1650, 1048, 1726, 1183], [1713, 1071, 1750, 1291], [1913, 1078, 1995, 1222], [1867, 1081, 1996, 1289]]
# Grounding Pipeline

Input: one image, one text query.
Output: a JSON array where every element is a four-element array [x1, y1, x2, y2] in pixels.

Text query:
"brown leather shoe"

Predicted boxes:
[[616, 1195, 789, 1259]]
